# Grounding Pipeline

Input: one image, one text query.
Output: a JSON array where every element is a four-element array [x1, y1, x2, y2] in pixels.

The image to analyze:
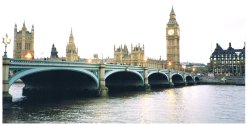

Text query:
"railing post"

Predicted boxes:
[[98, 64, 108, 97], [2, 57, 12, 104], [144, 67, 150, 90]]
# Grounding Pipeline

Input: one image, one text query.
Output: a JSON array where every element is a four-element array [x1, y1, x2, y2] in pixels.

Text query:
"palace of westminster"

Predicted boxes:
[[11, 7, 245, 76]]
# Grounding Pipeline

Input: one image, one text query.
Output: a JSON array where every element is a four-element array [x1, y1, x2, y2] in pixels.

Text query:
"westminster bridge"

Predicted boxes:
[[2, 58, 200, 100]]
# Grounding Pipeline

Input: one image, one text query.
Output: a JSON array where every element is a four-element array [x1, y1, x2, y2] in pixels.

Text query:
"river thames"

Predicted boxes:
[[3, 84, 245, 123]]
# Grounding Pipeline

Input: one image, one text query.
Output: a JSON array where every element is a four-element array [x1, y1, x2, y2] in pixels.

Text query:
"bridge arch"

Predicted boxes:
[[105, 70, 144, 91], [9, 67, 99, 98], [148, 72, 170, 88], [171, 73, 185, 86], [194, 76, 200, 82], [9, 68, 99, 86], [185, 75, 194, 85]]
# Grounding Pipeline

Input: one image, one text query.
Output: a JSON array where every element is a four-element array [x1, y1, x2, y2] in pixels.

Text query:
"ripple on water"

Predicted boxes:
[[3, 85, 245, 123]]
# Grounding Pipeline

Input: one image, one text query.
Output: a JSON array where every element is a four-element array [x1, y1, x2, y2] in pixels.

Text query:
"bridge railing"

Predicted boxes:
[[7, 58, 199, 78], [9, 59, 100, 68]]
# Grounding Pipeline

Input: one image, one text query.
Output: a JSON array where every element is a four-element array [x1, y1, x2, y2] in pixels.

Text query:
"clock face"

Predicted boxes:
[[168, 29, 174, 35]]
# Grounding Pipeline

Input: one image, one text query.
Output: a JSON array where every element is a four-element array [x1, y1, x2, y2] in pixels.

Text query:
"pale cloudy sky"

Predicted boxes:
[[0, 0, 247, 64]]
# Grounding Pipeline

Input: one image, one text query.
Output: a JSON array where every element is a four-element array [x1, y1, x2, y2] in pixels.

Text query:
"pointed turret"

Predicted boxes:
[[14, 23, 17, 30], [14, 23, 17, 35], [66, 28, 78, 61], [170, 5, 175, 16], [168, 5, 178, 25], [31, 24, 34, 32], [22, 21, 27, 31], [69, 28, 74, 42]]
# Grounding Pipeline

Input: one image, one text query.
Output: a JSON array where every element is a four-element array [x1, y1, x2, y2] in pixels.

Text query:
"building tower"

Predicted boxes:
[[13, 22, 35, 60], [130, 43, 145, 66], [66, 29, 79, 61], [166, 6, 180, 70], [114, 44, 129, 64], [50, 43, 58, 59]]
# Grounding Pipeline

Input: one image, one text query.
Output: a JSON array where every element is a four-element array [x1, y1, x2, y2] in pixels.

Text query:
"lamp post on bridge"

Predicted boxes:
[[2, 34, 11, 58]]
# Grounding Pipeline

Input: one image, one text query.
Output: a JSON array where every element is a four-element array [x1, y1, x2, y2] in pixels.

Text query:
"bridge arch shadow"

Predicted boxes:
[[194, 76, 200, 83], [148, 72, 170, 88], [186, 75, 195, 85], [9, 68, 99, 99], [172, 74, 185, 87], [105, 70, 144, 92]]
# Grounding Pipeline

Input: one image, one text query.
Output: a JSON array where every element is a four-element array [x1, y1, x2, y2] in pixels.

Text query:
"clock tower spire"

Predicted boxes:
[[166, 5, 180, 70]]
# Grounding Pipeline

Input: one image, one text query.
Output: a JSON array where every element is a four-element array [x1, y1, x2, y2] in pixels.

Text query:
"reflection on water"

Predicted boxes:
[[4, 84, 245, 123], [9, 82, 25, 102]]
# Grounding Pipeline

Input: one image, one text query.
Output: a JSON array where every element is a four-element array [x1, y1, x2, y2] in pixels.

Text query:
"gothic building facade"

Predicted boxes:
[[209, 42, 245, 76], [66, 29, 79, 61], [114, 44, 145, 66], [113, 44, 165, 69], [13, 22, 34, 60], [166, 6, 180, 70]]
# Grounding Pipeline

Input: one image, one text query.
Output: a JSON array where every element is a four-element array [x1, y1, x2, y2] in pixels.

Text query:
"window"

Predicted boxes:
[[25, 43, 30, 50], [16, 43, 21, 50]]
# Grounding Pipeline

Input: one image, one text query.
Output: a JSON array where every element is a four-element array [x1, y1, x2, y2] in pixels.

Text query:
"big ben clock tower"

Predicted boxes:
[[166, 6, 180, 70]]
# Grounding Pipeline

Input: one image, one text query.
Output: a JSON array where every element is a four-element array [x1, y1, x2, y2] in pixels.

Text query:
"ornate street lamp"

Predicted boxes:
[[2, 34, 11, 58]]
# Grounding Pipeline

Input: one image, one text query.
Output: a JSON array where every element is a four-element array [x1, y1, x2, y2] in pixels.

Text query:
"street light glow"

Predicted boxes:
[[88, 58, 92, 63], [25, 52, 33, 60]]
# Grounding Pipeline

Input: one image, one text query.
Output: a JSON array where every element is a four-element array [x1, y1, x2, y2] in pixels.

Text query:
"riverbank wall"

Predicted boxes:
[[199, 76, 245, 86]]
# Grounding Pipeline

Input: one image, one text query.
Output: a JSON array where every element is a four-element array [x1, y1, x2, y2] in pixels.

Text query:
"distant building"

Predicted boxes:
[[114, 44, 144, 66], [209, 42, 245, 76], [13, 22, 34, 60], [114, 44, 165, 69], [181, 62, 206, 74], [66, 29, 79, 61], [144, 57, 166, 69], [50, 44, 58, 59], [166, 6, 180, 70]]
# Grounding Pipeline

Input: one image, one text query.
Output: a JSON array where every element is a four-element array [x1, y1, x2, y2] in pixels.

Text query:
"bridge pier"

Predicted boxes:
[[98, 64, 108, 97], [144, 67, 150, 91], [2, 58, 12, 104]]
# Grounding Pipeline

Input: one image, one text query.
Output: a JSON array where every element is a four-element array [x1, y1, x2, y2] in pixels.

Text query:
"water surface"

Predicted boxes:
[[3, 84, 245, 123]]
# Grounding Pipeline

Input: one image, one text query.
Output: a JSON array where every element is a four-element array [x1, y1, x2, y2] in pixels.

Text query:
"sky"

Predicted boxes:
[[0, 0, 247, 64]]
